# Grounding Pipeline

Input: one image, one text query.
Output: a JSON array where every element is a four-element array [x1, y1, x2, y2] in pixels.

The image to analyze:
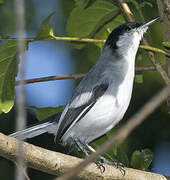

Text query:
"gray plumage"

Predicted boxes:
[[9, 18, 159, 166]]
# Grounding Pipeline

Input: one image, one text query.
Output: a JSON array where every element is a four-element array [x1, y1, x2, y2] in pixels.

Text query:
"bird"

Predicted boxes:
[[9, 17, 160, 171]]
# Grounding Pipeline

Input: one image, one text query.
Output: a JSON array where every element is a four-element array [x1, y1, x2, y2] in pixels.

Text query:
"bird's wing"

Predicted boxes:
[[55, 83, 109, 141]]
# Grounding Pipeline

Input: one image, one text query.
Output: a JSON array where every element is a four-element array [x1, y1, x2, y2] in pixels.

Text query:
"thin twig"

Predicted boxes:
[[135, 66, 155, 71], [15, 0, 27, 179], [0, 36, 169, 56], [51, 35, 105, 43], [0, 36, 105, 43], [57, 84, 170, 180], [143, 38, 170, 85], [140, 45, 170, 57], [15, 73, 86, 85], [156, 0, 170, 113], [162, 0, 170, 17], [116, 0, 134, 21], [24, 168, 31, 180], [15, 67, 155, 86]]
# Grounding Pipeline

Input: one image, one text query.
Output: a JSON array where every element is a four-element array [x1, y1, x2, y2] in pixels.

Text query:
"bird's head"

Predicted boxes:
[[105, 17, 160, 54]]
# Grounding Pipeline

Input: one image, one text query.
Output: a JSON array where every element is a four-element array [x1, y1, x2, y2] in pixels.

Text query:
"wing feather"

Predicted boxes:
[[55, 84, 108, 142]]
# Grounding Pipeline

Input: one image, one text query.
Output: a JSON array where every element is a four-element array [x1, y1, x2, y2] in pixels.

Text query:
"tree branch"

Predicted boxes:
[[157, 0, 170, 113], [15, 66, 155, 86], [140, 45, 170, 57], [0, 133, 168, 180], [0, 37, 169, 56], [15, 73, 85, 85]]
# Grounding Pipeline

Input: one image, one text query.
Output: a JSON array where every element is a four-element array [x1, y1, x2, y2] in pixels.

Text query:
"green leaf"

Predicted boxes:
[[113, 146, 129, 167], [130, 149, 153, 170], [74, 0, 91, 9], [139, 1, 153, 8], [94, 28, 108, 50], [104, 14, 125, 33], [0, 40, 18, 114], [67, 0, 118, 48], [127, 0, 140, 9], [36, 12, 55, 39], [95, 14, 125, 50], [135, 74, 143, 83], [127, 0, 152, 9], [67, 0, 117, 37], [0, 0, 3, 4], [27, 106, 64, 121], [162, 41, 170, 48]]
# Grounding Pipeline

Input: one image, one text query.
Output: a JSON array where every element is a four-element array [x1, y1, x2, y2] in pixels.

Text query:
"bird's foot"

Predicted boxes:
[[94, 159, 105, 173], [98, 156, 126, 176], [73, 139, 125, 175]]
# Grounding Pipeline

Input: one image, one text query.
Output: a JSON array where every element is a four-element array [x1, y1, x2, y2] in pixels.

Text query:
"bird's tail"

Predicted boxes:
[[9, 113, 61, 140]]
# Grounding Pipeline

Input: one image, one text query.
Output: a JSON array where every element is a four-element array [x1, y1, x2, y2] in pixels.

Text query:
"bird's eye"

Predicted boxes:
[[126, 27, 131, 31]]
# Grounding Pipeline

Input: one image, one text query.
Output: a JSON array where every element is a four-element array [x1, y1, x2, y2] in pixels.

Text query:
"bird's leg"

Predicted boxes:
[[73, 138, 89, 156], [74, 138, 105, 172], [80, 142, 106, 162], [79, 141, 125, 175]]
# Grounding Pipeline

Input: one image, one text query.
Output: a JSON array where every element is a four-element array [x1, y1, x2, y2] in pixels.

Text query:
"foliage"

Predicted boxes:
[[0, 0, 168, 177], [67, 0, 120, 49], [113, 146, 130, 167], [0, 13, 55, 114], [162, 42, 170, 48], [36, 12, 55, 39], [135, 74, 143, 83], [130, 149, 153, 170], [0, 41, 18, 114], [27, 106, 64, 121], [112, 146, 153, 170]]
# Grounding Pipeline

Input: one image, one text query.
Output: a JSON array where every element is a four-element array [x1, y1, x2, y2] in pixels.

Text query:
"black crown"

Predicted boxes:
[[106, 22, 143, 50]]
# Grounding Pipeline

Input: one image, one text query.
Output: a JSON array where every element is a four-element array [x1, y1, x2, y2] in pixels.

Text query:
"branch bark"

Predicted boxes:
[[0, 133, 168, 180], [15, 66, 156, 86], [157, 0, 170, 113]]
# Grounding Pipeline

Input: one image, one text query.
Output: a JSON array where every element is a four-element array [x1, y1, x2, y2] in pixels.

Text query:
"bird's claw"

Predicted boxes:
[[111, 161, 125, 176], [94, 160, 105, 173], [98, 156, 126, 176]]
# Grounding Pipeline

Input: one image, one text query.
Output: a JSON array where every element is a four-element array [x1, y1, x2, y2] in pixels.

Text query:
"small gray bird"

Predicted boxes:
[[10, 17, 159, 169]]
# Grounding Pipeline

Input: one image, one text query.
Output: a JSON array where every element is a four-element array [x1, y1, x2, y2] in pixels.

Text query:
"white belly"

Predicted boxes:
[[62, 76, 134, 145]]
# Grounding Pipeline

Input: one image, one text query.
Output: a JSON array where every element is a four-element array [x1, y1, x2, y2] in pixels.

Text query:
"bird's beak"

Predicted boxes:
[[141, 17, 160, 28]]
